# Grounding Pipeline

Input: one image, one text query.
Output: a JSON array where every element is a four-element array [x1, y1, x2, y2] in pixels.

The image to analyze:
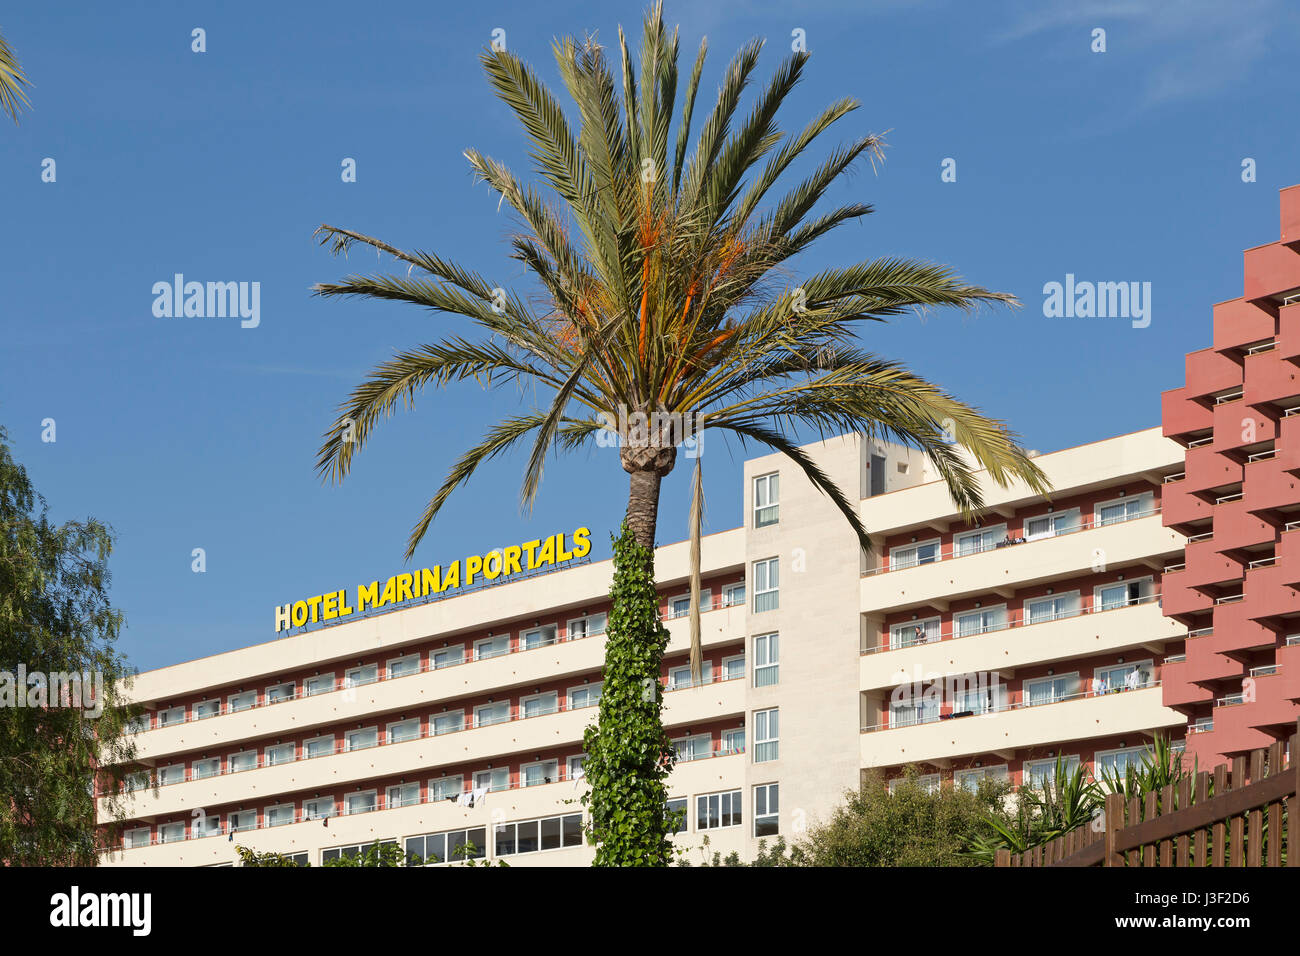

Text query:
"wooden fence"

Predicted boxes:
[[996, 721, 1299, 867]]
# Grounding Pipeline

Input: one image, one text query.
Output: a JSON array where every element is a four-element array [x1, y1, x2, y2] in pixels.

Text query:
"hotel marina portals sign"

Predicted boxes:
[[274, 528, 591, 633]]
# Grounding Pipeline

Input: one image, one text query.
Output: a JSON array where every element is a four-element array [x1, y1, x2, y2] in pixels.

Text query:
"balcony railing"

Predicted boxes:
[[1189, 719, 1214, 735], [102, 672, 745, 798], [862, 506, 1163, 578], [1250, 664, 1279, 678], [126, 587, 744, 734], [104, 742, 746, 853], [861, 592, 1163, 656], [859, 681, 1164, 734], [1163, 473, 1186, 484]]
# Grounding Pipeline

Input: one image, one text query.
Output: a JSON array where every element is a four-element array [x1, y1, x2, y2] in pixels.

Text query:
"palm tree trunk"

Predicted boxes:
[[620, 444, 676, 550]]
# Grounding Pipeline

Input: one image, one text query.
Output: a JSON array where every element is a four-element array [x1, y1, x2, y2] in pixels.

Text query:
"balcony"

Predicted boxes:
[[1243, 454, 1300, 516], [1182, 348, 1244, 403], [124, 600, 747, 762], [1213, 298, 1278, 354], [1276, 301, 1300, 364], [1243, 350, 1300, 409], [860, 511, 1182, 615], [98, 750, 747, 867], [1163, 387, 1213, 440], [859, 598, 1182, 692], [1160, 482, 1212, 528], [860, 685, 1182, 767], [1244, 242, 1300, 303], [99, 674, 746, 821], [1183, 444, 1242, 496]]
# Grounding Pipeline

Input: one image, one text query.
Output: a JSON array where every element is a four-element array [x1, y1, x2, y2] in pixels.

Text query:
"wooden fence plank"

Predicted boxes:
[[1230, 757, 1247, 867], [1248, 750, 1265, 867], [1105, 792, 1124, 867], [1195, 771, 1210, 867], [1212, 765, 1228, 868], [1176, 776, 1191, 867]]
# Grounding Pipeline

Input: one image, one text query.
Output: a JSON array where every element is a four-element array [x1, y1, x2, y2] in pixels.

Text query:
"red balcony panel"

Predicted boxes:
[[1213, 401, 1276, 453], [1161, 659, 1215, 709], [1162, 387, 1213, 439], [1275, 302, 1300, 363], [1187, 638, 1246, 687], [1184, 347, 1244, 401], [1282, 186, 1300, 247], [1162, 574, 1216, 617], [1244, 242, 1300, 302], [1243, 352, 1300, 408], [1161, 483, 1212, 528], [1184, 445, 1242, 494], [1211, 599, 1272, 654], [1211, 498, 1276, 552], [1213, 297, 1277, 352], [1241, 564, 1300, 620], [1243, 455, 1300, 515], [1275, 643, 1300, 700], [1278, 527, 1300, 585], [1278, 412, 1300, 474], [1183, 537, 1244, 590], [1209, 700, 1284, 753]]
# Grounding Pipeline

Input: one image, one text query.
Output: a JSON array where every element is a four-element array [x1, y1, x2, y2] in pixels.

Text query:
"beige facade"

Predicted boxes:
[[98, 426, 1191, 866]]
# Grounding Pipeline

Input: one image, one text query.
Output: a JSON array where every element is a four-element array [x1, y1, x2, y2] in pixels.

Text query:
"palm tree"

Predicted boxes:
[[314, 3, 1049, 857], [0, 27, 30, 123]]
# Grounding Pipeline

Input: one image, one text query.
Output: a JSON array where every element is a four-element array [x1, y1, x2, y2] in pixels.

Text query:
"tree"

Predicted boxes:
[[312, 3, 1048, 863], [0, 27, 30, 123], [0, 426, 138, 864]]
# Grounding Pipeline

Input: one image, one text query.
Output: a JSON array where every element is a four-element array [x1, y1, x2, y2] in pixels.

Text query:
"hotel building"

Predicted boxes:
[[96, 186, 1300, 867]]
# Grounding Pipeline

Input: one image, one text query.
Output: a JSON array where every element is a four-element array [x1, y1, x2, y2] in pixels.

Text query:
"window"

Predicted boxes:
[[304, 734, 335, 759], [387, 718, 420, 743], [753, 558, 779, 613], [265, 742, 294, 766], [321, 840, 397, 865], [890, 694, 939, 727], [697, 790, 742, 830], [1094, 661, 1153, 694], [125, 714, 150, 735], [753, 632, 778, 686], [1024, 756, 1081, 790], [754, 783, 779, 837], [387, 654, 420, 679], [125, 771, 149, 792], [474, 635, 510, 660], [433, 711, 465, 736], [889, 539, 940, 570], [345, 727, 378, 752], [567, 613, 607, 640], [668, 661, 713, 690], [344, 790, 377, 816], [229, 750, 257, 773], [387, 783, 420, 809], [521, 691, 558, 718], [303, 673, 334, 697], [405, 827, 487, 866], [304, 797, 335, 820], [869, 453, 886, 496], [1025, 592, 1079, 625], [569, 682, 603, 709], [950, 676, 1007, 715], [1097, 493, 1152, 526], [1024, 508, 1080, 541], [265, 804, 295, 827], [1095, 745, 1151, 779], [667, 798, 688, 834], [194, 699, 220, 720], [669, 590, 711, 618], [344, 664, 378, 688], [566, 755, 586, 781], [474, 702, 510, 727], [265, 682, 295, 703], [1024, 673, 1079, 707], [722, 582, 745, 607], [158, 822, 185, 843], [157, 706, 184, 727], [889, 617, 940, 649], [672, 733, 713, 762], [193, 813, 221, 838], [722, 653, 746, 681], [889, 773, 940, 795], [1096, 579, 1149, 612], [227, 691, 256, 713], [723, 728, 745, 754], [494, 813, 583, 857], [955, 525, 1005, 556], [955, 765, 1009, 793], [955, 606, 1006, 637], [754, 473, 779, 527], [432, 646, 464, 669], [192, 757, 220, 780], [228, 810, 257, 833], [473, 768, 510, 792], [522, 625, 557, 650], [158, 764, 184, 786], [125, 827, 151, 849], [429, 775, 463, 802], [521, 759, 558, 787], [754, 708, 779, 762]]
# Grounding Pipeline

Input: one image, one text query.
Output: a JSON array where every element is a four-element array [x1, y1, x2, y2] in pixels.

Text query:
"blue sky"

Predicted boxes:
[[3, 0, 1298, 670]]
